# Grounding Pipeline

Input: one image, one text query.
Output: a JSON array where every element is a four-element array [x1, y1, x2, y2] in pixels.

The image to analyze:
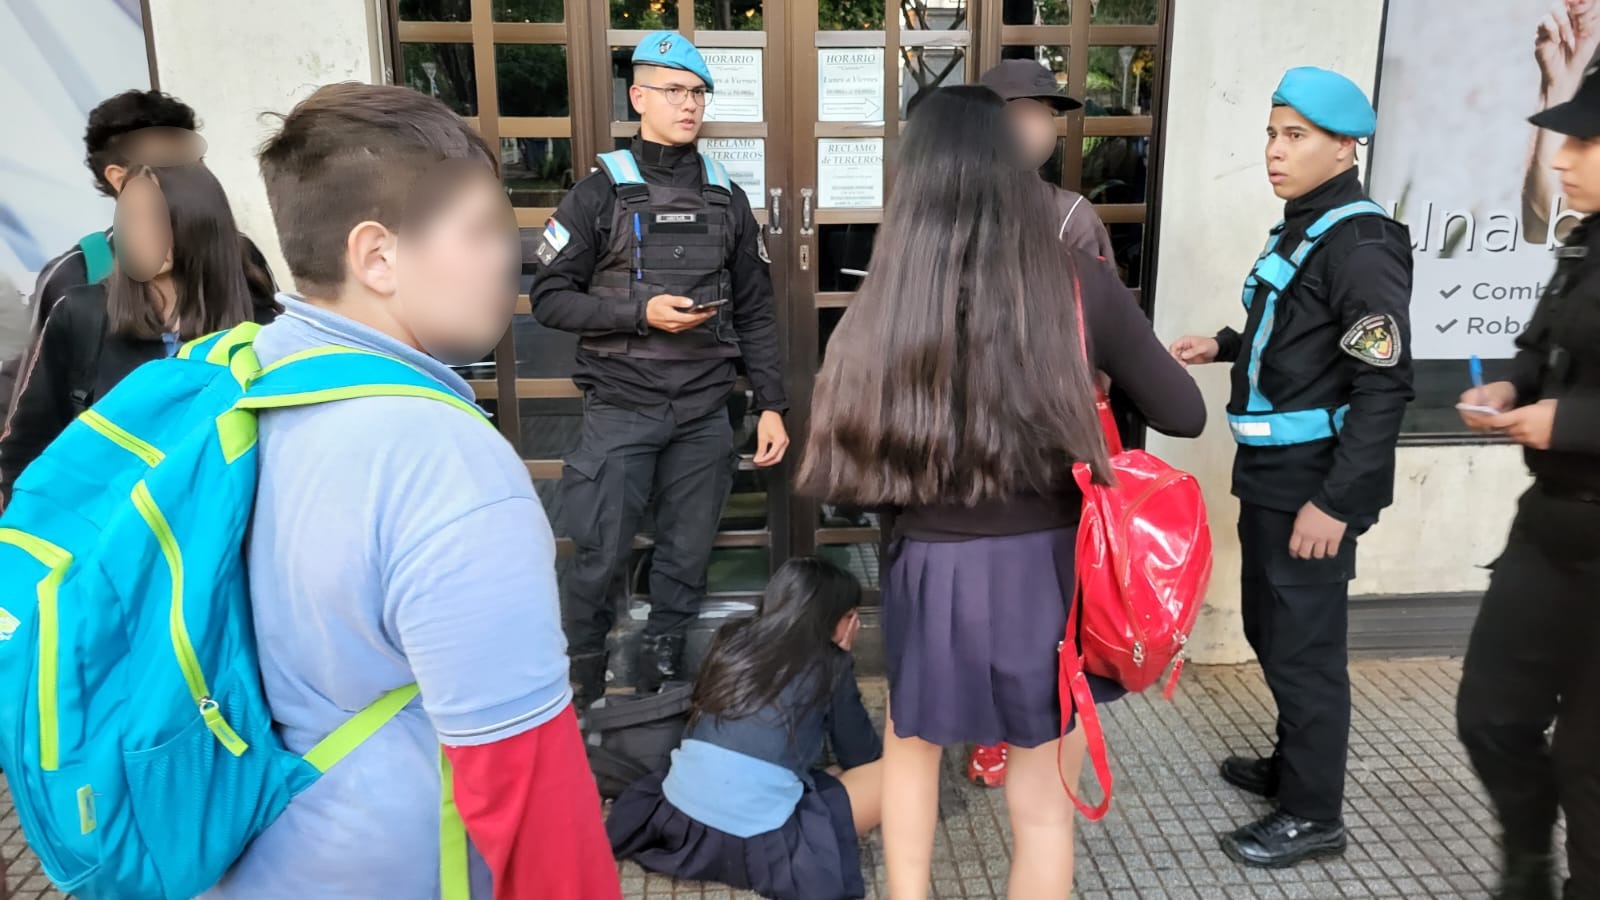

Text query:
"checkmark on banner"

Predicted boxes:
[[1440, 285, 1462, 299], [1436, 319, 1460, 334]]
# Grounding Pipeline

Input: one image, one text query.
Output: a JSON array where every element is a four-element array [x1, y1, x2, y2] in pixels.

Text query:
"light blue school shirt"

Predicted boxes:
[[204, 295, 572, 900]]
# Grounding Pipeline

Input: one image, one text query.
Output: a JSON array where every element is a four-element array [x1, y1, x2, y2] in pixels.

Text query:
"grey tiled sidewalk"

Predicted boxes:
[[0, 659, 1526, 898]]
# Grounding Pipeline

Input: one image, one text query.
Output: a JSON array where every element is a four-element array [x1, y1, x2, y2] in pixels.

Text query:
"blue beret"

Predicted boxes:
[[1271, 67, 1376, 139], [632, 31, 714, 91]]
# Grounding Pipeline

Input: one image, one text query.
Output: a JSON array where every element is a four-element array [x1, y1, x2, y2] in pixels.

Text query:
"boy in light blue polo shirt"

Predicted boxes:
[[205, 84, 618, 899]]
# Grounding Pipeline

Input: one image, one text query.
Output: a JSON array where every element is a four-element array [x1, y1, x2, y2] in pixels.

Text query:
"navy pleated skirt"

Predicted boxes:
[[607, 768, 864, 900], [883, 527, 1127, 749]]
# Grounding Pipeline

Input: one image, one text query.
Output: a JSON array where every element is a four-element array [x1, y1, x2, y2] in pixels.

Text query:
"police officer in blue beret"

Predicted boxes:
[[1170, 66, 1415, 868], [531, 32, 789, 713]]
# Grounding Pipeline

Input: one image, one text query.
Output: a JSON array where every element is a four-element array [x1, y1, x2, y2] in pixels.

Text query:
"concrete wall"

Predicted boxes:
[[145, 0, 389, 289], [1150, 0, 1532, 664]]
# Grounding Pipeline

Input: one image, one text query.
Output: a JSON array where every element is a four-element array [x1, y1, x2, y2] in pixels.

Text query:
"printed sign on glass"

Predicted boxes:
[[702, 49, 763, 123], [818, 49, 886, 122], [817, 139, 883, 209]]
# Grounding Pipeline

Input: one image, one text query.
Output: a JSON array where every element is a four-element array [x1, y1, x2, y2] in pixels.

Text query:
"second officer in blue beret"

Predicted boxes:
[[531, 32, 789, 714], [1170, 66, 1415, 868]]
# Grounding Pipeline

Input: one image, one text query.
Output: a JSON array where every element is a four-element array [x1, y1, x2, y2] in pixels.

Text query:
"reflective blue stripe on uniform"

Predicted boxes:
[[1228, 405, 1349, 446], [597, 149, 646, 186], [701, 155, 731, 191], [1234, 199, 1388, 444]]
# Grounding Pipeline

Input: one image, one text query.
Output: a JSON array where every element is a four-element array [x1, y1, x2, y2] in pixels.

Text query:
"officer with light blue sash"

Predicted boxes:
[[1170, 66, 1414, 869]]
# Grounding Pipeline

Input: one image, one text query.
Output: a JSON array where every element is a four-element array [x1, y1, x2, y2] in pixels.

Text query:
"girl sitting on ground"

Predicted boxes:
[[608, 556, 883, 900]]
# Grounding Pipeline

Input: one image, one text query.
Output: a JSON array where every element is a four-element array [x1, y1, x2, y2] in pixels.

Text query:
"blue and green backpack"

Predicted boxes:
[[0, 322, 478, 899]]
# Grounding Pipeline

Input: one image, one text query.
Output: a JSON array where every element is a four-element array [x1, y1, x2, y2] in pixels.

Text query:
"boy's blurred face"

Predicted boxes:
[[106, 127, 207, 195], [393, 162, 520, 366], [1006, 98, 1060, 170]]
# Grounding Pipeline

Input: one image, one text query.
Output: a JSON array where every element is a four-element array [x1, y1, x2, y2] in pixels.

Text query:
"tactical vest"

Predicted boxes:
[[1228, 199, 1390, 447], [583, 149, 741, 361]]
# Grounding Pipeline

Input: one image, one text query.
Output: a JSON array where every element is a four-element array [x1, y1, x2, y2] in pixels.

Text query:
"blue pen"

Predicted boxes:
[[1469, 355, 1484, 389], [632, 213, 643, 281]]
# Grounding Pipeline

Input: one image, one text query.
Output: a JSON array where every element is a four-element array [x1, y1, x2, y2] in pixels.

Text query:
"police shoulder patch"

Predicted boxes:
[[1340, 313, 1401, 367], [756, 230, 771, 264], [535, 218, 571, 267]]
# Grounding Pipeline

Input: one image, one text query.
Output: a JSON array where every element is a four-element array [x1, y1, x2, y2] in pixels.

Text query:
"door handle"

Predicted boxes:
[[801, 188, 815, 236], [768, 188, 784, 235]]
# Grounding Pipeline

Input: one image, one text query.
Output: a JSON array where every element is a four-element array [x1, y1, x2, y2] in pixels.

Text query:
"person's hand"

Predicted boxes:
[[1537, 1, 1600, 92], [1289, 502, 1347, 561], [1485, 399, 1559, 450], [833, 609, 861, 651], [752, 410, 789, 467], [1458, 381, 1519, 430], [646, 294, 714, 333], [1169, 335, 1220, 366]]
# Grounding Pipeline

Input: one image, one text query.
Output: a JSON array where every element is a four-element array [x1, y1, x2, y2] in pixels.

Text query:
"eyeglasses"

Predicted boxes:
[[638, 84, 713, 107]]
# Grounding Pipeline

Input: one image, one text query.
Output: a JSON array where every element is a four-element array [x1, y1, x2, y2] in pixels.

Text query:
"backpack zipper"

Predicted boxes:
[[0, 529, 71, 771], [130, 483, 248, 757], [79, 411, 164, 467]]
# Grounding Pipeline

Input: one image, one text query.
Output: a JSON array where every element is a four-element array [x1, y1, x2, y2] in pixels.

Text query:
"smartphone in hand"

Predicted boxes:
[[690, 299, 730, 313]]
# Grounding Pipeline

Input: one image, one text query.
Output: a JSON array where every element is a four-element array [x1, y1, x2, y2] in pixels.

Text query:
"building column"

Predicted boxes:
[[144, 0, 389, 288]]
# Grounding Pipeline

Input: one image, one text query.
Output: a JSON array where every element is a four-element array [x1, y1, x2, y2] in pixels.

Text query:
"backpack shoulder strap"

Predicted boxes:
[[66, 296, 109, 415], [597, 149, 652, 209], [236, 346, 488, 423], [78, 232, 114, 284]]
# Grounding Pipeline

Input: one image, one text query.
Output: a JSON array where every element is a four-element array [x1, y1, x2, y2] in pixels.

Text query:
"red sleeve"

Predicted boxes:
[[443, 705, 621, 900]]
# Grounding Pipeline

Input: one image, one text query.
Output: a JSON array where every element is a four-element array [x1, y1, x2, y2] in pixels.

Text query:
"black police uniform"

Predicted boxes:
[[530, 137, 786, 703], [1214, 167, 1414, 836], [1456, 217, 1600, 899]]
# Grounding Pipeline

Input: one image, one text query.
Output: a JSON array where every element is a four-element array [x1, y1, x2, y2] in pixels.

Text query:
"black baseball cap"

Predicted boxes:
[[1531, 65, 1600, 139], [979, 60, 1081, 112]]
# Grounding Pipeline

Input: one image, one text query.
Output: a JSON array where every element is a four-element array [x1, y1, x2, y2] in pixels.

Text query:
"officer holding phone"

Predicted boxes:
[[1455, 64, 1600, 900], [531, 33, 788, 713]]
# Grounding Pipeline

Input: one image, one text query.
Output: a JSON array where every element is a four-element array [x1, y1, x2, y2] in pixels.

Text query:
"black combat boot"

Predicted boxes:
[[569, 652, 608, 718], [636, 633, 685, 695], [1494, 849, 1557, 900]]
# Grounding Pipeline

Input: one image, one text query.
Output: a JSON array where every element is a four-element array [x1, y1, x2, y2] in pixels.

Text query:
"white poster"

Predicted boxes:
[[701, 49, 763, 123], [817, 139, 883, 209], [818, 48, 885, 122], [1370, 0, 1587, 359], [699, 138, 766, 198]]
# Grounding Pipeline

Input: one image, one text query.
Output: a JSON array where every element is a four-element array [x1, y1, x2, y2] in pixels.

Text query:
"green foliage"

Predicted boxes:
[[820, 0, 886, 30]]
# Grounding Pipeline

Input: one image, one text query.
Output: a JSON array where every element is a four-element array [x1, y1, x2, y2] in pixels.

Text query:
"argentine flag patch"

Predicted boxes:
[[536, 218, 572, 266]]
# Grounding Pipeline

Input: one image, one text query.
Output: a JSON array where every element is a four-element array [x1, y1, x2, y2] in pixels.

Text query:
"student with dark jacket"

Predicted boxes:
[[797, 86, 1204, 898], [0, 164, 268, 506], [2, 89, 276, 426], [609, 557, 883, 900]]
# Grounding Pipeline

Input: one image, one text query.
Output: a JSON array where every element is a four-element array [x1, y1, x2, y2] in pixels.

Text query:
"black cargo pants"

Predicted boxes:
[[1458, 487, 1600, 897], [559, 396, 735, 657], [1238, 502, 1362, 824]]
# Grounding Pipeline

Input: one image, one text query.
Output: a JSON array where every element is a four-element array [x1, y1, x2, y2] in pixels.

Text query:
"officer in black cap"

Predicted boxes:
[[1170, 66, 1414, 868], [1456, 62, 1600, 900], [531, 32, 788, 712], [978, 59, 1114, 259]]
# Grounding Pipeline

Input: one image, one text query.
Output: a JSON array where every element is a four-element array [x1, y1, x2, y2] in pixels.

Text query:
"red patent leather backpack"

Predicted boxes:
[[1060, 279, 1213, 821]]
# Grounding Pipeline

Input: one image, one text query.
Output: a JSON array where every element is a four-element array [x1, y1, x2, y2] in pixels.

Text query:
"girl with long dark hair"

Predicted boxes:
[[608, 557, 883, 900], [797, 86, 1206, 896], [0, 163, 270, 501]]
